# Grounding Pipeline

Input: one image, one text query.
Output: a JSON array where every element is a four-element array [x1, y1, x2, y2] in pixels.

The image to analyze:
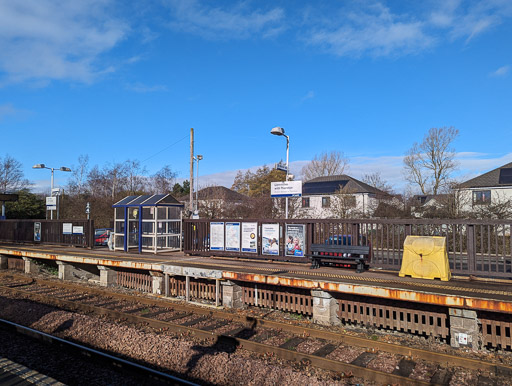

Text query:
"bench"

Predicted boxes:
[[306, 244, 371, 272]]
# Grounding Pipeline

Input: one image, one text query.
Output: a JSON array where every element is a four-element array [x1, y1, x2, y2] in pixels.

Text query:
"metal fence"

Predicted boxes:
[[0, 219, 94, 248], [184, 218, 512, 278]]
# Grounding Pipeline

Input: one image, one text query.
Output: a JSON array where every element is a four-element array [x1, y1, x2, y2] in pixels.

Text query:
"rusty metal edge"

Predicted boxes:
[[2, 272, 511, 376], [0, 283, 431, 386]]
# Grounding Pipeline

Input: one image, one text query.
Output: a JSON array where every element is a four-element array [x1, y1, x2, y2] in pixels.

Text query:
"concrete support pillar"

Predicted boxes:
[[98, 266, 116, 287], [150, 271, 164, 295], [449, 308, 480, 350], [186, 276, 190, 302], [57, 261, 76, 281], [0, 255, 8, 270], [311, 289, 341, 326], [22, 257, 40, 274], [221, 280, 244, 309], [215, 279, 220, 307], [164, 273, 170, 297]]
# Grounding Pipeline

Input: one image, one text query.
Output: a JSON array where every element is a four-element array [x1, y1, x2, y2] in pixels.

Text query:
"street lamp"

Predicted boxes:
[[33, 164, 72, 220], [193, 155, 203, 215], [270, 127, 290, 219]]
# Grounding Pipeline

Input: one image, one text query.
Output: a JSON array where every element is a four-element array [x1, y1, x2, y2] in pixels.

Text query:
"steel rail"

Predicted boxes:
[[0, 317, 198, 386], [0, 280, 430, 385], [2, 273, 510, 376]]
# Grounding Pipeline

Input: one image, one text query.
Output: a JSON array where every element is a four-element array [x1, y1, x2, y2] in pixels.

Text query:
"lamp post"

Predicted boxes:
[[32, 164, 71, 220], [270, 127, 290, 219], [193, 155, 203, 215]]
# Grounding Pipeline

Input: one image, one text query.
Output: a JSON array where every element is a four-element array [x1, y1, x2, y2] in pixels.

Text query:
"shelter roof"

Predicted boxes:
[[113, 194, 183, 207]]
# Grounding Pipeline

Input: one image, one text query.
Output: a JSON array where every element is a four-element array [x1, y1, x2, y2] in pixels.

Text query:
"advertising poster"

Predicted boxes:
[[285, 224, 305, 257], [241, 222, 258, 253], [225, 222, 241, 251], [34, 222, 41, 242], [210, 222, 225, 251], [262, 223, 280, 255]]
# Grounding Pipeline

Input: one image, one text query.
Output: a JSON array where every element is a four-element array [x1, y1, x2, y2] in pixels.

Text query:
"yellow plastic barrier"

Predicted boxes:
[[399, 236, 451, 281]]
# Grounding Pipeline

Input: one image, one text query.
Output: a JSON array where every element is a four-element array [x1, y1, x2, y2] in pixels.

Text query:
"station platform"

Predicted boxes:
[[1, 243, 511, 315]]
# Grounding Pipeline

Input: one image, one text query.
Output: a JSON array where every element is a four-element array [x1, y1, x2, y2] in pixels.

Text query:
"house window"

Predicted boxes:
[[322, 197, 331, 208], [302, 197, 310, 208], [473, 190, 491, 205]]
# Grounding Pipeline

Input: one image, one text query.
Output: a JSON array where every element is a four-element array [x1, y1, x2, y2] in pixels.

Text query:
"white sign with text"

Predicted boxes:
[[271, 181, 302, 197]]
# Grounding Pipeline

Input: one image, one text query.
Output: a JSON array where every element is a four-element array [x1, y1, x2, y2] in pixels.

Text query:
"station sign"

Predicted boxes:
[[46, 196, 57, 210], [271, 181, 302, 197]]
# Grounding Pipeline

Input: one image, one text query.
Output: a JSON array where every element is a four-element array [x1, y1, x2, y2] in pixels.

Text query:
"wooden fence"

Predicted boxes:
[[184, 218, 512, 279], [0, 219, 94, 248]]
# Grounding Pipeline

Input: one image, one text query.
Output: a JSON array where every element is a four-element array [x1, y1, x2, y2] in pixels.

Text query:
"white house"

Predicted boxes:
[[299, 175, 391, 218], [458, 162, 512, 216]]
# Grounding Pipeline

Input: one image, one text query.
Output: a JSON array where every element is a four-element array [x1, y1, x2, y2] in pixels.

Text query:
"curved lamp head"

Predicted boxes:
[[270, 127, 285, 136], [60, 167, 71, 172], [33, 164, 46, 169], [197, 155, 203, 161]]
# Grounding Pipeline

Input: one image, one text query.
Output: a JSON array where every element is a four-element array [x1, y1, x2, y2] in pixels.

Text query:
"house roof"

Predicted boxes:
[[303, 174, 389, 196], [179, 186, 248, 202], [412, 194, 450, 206], [459, 162, 512, 188]]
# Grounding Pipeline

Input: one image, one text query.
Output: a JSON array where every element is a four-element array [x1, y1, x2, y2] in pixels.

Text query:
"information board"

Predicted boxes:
[[225, 222, 241, 252], [241, 222, 258, 253], [63, 223, 72, 235], [210, 222, 225, 251]]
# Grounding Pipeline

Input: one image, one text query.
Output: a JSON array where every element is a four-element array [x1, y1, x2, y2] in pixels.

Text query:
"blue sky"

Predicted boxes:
[[1, 0, 511, 193]]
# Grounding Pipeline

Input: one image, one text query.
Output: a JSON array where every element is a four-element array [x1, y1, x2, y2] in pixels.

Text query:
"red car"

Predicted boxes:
[[94, 228, 112, 246]]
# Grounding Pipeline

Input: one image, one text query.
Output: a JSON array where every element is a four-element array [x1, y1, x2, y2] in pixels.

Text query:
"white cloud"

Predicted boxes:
[[0, 103, 30, 120], [490, 65, 510, 77], [196, 152, 512, 194], [300, 90, 315, 102], [0, 0, 128, 85], [303, 1, 512, 58], [165, 0, 285, 40]]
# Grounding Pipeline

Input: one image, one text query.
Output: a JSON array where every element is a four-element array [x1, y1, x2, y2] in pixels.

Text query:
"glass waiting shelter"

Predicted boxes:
[[112, 194, 184, 254]]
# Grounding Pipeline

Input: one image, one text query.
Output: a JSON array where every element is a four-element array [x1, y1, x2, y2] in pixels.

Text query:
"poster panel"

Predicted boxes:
[[285, 224, 305, 257], [241, 222, 258, 253], [210, 222, 225, 251], [73, 226, 84, 234], [262, 223, 280, 255], [63, 223, 72, 235], [225, 222, 241, 251], [34, 222, 41, 242]]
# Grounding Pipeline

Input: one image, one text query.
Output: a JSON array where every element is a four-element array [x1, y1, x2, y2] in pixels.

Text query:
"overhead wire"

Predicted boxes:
[[141, 133, 189, 164]]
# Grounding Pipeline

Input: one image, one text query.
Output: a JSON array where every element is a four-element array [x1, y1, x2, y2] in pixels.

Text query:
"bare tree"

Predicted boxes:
[[301, 151, 349, 182], [150, 165, 176, 194], [331, 186, 360, 219], [362, 171, 392, 193], [125, 160, 147, 195], [68, 154, 89, 195], [403, 127, 459, 195], [470, 191, 512, 219], [0, 155, 30, 192]]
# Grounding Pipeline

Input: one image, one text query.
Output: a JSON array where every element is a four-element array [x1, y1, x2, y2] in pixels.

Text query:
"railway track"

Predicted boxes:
[[0, 272, 509, 385], [0, 318, 197, 385]]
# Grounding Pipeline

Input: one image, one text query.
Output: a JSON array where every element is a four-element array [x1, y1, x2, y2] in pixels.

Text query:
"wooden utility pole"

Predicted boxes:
[[189, 128, 194, 216]]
